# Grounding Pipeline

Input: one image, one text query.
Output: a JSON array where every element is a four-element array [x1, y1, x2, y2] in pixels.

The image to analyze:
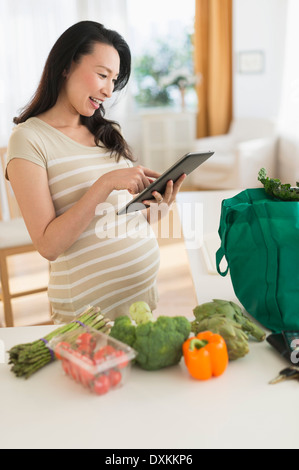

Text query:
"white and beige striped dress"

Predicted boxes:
[[7, 117, 160, 323]]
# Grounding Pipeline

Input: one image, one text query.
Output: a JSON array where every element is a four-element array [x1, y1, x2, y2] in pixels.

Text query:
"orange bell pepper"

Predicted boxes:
[[182, 331, 228, 380]]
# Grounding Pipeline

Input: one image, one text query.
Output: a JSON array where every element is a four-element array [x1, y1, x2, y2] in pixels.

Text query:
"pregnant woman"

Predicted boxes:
[[6, 21, 186, 323]]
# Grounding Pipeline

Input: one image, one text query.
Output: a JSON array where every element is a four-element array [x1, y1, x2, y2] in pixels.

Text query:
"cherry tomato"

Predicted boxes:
[[93, 374, 110, 395], [93, 349, 106, 365], [54, 341, 71, 360], [79, 367, 94, 388], [108, 369, 122, 387], [77, 343, 93, 355], [114, 350, 129, 368], [69, 363, 81, 382], [107, 344, 116, 352], [61, 358, 71, 376], [67, 349, 92, 364], [101, 345, 117, 357], [76, 332, 92, 344], [64, 349, 95, 385], [76, 332, 96, 351], [93, 345, 116, 364]]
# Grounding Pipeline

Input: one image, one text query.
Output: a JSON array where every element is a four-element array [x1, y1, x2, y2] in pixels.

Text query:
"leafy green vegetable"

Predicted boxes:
[[110, 315, 191, 370], [191, 314, 249, 361], [258, 168, 299, 201], [193, 299, 265, 342], [191, 299, 265, 361]]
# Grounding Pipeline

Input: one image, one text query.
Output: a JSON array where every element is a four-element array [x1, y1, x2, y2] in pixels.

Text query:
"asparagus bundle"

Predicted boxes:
[[8, 306, 112, 379]]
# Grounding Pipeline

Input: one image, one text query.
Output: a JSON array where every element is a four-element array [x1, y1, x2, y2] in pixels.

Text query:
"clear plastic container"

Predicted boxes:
[[48, 326, 136, 395]]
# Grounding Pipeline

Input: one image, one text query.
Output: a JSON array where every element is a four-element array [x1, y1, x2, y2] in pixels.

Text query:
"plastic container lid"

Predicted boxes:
[[48, 325, 136, 395]]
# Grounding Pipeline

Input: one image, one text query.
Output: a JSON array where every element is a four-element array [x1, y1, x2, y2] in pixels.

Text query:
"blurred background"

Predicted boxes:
[[1, 0, 298, 184]]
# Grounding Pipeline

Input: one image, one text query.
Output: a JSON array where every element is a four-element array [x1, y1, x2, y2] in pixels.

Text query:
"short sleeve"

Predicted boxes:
[[6, 124, 47, 179]]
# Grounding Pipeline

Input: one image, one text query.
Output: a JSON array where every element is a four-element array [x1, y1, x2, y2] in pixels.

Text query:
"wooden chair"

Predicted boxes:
[[0, 147, 51, 327]]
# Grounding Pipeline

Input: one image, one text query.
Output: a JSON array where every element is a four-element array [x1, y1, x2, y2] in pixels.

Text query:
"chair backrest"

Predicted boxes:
[[0, 147, 22, 221], [229, 118, 277, 143]]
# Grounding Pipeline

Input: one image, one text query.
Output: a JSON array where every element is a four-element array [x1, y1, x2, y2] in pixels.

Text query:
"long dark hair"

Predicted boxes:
[[14, 21, 134, 162]]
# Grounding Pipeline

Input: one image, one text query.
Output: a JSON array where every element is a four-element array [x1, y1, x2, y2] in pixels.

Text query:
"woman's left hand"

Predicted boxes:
[[142, 173, 187, 210]]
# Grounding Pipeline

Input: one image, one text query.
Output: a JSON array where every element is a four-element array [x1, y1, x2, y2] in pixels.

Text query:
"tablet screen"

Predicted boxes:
[[117, 150, 214, 215]]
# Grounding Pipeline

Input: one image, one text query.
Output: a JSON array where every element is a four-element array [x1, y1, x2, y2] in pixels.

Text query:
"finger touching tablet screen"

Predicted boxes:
[[117, 150, 214, 215]]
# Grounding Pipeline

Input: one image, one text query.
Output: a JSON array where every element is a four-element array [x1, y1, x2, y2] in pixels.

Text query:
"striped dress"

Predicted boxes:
[[7, 117, 160, 323]]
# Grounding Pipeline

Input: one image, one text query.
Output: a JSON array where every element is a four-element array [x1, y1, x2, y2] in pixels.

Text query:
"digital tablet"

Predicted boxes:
[[117, 150, 214, 215]]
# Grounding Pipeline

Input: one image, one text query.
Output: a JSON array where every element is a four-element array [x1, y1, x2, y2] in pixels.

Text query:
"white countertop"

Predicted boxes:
[[0, 322, 298, 450], [1, 189, 298, 450]]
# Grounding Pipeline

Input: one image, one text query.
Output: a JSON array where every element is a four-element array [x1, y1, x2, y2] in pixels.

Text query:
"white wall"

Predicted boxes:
[[233, 0, 288, 119]]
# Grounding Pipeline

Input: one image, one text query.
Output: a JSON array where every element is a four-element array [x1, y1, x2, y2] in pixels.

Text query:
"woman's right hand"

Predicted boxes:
[[100, 165, 161, 195], [7, 161, 159, 261]]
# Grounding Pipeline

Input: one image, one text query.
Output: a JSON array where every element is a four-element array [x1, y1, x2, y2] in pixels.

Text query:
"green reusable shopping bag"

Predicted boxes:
[[216, 188, 299, 332]]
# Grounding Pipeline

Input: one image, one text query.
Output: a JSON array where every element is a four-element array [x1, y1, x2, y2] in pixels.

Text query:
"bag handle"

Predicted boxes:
[[216, 247, 229, 276], [216, 202, 249, 277], [216, 203, 232, 277]]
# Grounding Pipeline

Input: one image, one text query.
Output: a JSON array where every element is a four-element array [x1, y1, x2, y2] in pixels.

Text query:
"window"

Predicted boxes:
[[127, 0, 196, 110], [0, 0, 78, 146]]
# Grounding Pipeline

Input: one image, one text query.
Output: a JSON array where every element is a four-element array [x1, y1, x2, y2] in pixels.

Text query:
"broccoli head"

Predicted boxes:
[[110, 315, 191, 371], [110, 315, 136, 348]]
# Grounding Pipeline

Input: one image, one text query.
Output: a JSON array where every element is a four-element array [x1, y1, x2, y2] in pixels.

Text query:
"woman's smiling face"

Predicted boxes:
[[61, 42, 120, 117]]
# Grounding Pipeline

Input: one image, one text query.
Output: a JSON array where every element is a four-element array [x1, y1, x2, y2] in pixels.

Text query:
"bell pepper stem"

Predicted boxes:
[[189, 338, 208, 351]]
